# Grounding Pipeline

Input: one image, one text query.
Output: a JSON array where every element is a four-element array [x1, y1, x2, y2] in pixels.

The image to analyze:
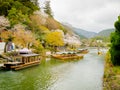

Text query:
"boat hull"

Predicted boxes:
[[52, 54, 83, 60], [4, 61, 40, 70]]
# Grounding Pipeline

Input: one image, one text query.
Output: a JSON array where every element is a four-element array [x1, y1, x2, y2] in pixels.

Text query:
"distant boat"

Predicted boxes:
[[98, 51, 103, 55], [77, 49, 89, 54]]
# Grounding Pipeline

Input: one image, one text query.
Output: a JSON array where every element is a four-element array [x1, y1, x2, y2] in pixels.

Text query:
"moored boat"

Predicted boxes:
[[3, 54, 41, 70], [52, 53, 83, 60], [77, 49, 89, 54]]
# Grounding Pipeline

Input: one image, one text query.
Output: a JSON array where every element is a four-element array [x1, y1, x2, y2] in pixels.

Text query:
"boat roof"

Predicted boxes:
[[20, 54, 40, 57]]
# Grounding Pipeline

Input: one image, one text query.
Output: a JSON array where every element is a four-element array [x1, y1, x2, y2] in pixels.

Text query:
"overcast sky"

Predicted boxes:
[[39, 0, 120, 32]]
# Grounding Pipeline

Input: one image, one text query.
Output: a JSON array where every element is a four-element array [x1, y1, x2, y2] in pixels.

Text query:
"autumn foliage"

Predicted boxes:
[[45, 30, 64, 47]]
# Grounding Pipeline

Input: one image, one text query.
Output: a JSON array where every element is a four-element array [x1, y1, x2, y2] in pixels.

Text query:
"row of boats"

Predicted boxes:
[[0, 48, 88, 71]]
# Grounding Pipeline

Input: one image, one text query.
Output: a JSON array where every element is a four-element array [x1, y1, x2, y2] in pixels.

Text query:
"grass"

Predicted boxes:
[[103, 52, 120, 90], [113, 66, 120, 74]]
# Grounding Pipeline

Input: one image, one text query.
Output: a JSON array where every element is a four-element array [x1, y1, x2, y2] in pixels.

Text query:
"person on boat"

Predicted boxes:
[[6, 41, 14, 52]]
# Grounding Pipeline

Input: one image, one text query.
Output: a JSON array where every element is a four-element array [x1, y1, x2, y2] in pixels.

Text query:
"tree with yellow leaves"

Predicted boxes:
[[0, 28, 43, 53], [13, 29, 35, 48], [13, 24, 42, 49], [45, 30, 64, 52]]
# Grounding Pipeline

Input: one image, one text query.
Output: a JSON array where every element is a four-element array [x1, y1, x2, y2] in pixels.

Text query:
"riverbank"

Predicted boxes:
[[103, 52, 120, 90]]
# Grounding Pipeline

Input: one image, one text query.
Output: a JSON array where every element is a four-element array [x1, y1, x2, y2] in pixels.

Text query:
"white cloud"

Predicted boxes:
[[39, 0, 120, 32]]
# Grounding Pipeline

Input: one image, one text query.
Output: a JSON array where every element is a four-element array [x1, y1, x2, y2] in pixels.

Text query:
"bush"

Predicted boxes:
[[110, 16, 120, 65]]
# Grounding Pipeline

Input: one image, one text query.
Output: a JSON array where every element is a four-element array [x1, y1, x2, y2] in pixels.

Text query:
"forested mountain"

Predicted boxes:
[[71, 27, 114, 39], [72, 27, 97, 38], [62, 23, 114, 40], [96, 28, 115, 37]]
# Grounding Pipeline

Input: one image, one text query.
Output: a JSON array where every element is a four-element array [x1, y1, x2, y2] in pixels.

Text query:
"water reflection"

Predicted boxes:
[[0, 48, 105, 90]]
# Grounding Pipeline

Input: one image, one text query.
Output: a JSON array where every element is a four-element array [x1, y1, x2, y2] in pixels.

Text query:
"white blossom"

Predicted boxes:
[[0, 16, 10, 28]]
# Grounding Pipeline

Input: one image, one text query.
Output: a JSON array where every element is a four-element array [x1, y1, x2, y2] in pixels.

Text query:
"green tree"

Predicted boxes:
[[0, 0, 39, 16], [12, 1, 30, 15], [110, 16, 120, 65], [21, 1, 39, 14], [8, 8, 30, 26], [0, 0, 13, 16], [44, 0, 53, 17]]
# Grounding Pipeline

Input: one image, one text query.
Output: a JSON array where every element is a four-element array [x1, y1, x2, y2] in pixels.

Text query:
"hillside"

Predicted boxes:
[[0, 0, 81, 53], [72, 27, 97, 38], [62, 23, 88, 39], [62, 24, 86, 39], [96, 28, 115, 37], [71, 27, 114, 39]]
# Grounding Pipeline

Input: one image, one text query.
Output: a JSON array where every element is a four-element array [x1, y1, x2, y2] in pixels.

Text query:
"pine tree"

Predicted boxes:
[[44, 0, 53, 18], [31, 0, 39, 6]]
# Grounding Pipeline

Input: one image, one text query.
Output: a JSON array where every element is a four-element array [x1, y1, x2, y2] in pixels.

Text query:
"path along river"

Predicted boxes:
[[0, 48, 105, 90]]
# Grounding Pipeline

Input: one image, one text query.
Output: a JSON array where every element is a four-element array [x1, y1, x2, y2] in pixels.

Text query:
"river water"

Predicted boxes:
[[0, 48, 105, 90]]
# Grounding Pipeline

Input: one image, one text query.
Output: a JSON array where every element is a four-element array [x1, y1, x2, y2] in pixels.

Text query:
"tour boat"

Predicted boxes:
[[52, 53, 83, 60], [3, 54, 41, 70], [77, 49, 89, 54]]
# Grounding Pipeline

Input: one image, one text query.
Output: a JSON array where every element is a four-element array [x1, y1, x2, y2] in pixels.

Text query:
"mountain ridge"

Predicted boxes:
[[71, 27, 114, 39], [72, 27, 97, 38], [96, 28, 115, 37], [62, 23, 114, 39]]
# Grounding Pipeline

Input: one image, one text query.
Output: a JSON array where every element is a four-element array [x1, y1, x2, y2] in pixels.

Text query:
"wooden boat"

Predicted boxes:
[[77, 49, 89, 54], [52, 54, 83, 60], [98, 51, 102, 55], [3, 54, 40, 70]]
